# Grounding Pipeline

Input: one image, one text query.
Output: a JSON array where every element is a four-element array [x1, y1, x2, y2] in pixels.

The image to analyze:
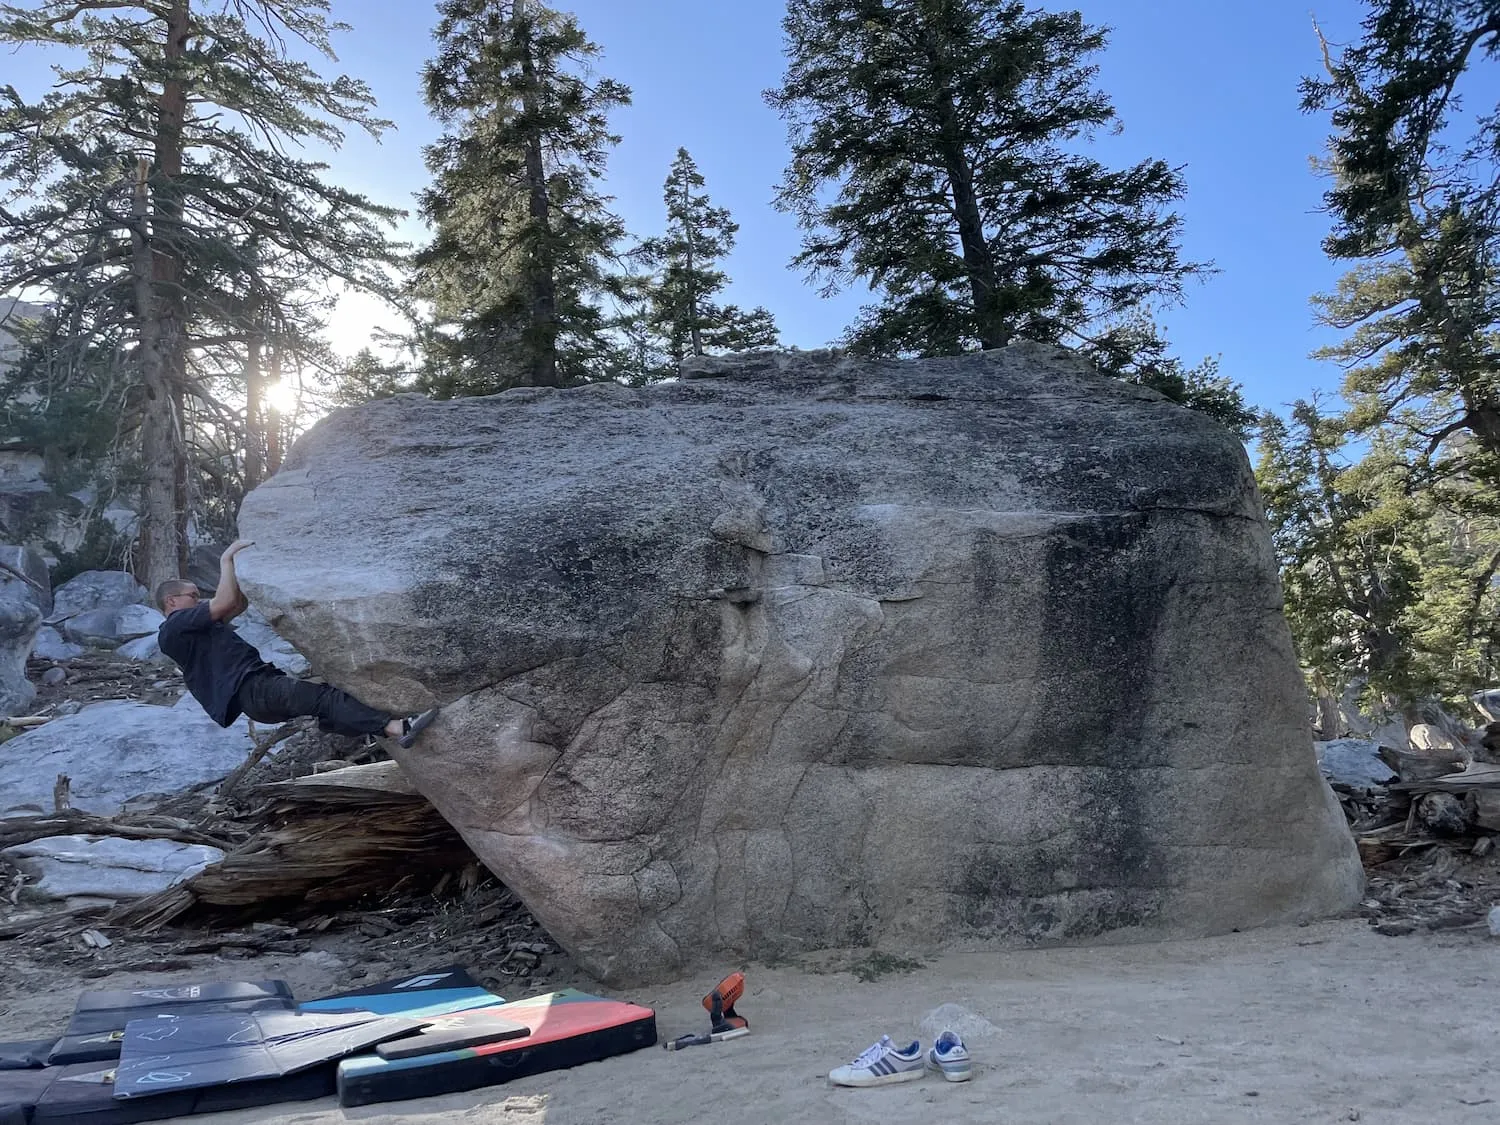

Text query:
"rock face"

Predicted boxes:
[[61, 603, 164, 648], [0, 700, 253, 817], [0, 594, 41, 714], [238, 344, 1364, 984], [48, 570, 150, 623], [3, 835, 224, 901]]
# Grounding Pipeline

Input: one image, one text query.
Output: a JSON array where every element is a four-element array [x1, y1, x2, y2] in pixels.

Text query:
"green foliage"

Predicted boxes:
[[0, 0, 402, 577], [766, 0, 1205, 362], [329, 348, 414, 407], [1088, 313, 1258, 440], [1256, 399, 1500, 702], [413, 0, 631, 396], [1301, 0, 1500, 490], [631, 148, 778, 378], [1285, 0, 1500, 702]]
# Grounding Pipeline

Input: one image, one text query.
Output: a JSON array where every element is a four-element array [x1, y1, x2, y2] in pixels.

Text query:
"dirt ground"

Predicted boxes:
[[2, 918, 1497, 1125]]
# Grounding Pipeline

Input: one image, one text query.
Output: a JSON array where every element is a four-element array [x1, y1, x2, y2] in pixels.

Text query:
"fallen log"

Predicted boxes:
[[107, 763, 477, 932], [0, 809, 236, 852]]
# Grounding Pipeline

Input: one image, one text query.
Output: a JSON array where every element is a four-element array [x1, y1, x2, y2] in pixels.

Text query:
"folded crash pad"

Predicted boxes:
[[300, 966, 501, 1020], [48, 981, 294, 1065], [0, 1067, 57, 1125], [113, 1008, 423, 1100], [337, 990, 656, 1107], [374, 1008, 529, 1060]]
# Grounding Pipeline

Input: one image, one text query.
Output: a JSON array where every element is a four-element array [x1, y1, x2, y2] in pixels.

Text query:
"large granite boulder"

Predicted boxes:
[[0, 699, 253, 817], [47, 569, 150, 624], [238, 344, 1364, 984], [62, 603, 164, 648]]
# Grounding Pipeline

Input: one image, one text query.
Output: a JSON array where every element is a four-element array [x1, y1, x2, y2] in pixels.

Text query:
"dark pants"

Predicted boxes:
[[235, 670, 391, 737]]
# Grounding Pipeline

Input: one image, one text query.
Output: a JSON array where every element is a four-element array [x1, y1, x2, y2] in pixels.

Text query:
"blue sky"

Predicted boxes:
[[5, 0, 1374, 414]]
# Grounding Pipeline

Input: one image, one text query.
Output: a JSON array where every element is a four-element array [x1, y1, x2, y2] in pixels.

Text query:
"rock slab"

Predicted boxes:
[[238, 344, 1365, 984], [3, 834, 224, 900], [0, 700, 253, 817]]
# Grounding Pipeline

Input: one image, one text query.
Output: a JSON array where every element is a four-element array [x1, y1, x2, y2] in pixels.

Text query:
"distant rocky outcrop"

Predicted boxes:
[[239, 344, 1365, 984]]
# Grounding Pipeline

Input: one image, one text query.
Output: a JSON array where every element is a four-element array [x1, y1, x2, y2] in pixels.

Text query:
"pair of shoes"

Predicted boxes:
[[828, 1032, 973, 1087], [397, 706, 440, 749]]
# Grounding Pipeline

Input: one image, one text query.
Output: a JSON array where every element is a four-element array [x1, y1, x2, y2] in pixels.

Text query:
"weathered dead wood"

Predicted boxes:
[[0, 810, 235, 852]]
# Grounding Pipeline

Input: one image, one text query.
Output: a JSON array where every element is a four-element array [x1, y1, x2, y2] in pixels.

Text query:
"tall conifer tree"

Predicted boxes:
[[0, 0, 400, 585], [766, 0, 1204, 366], [415, 0, 630, 395], [635, 148, 777, 375]]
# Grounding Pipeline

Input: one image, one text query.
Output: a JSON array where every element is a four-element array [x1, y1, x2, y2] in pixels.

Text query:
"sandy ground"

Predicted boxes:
[[5, 917, 1498, 1125]]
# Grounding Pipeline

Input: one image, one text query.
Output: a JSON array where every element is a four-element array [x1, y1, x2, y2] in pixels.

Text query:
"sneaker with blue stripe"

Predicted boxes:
[[829, 1035, 925, 1087], [926, 1029, 973, 1082]]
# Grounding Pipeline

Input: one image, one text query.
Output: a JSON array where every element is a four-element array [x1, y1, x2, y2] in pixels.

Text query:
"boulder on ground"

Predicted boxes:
[[30, 625, 84, 663], [0, 544, 51, 616], [116, 634, 174, 665], [238, 343, 1365, 984], [47, 569, 149, 624], [2, 835, 224, 900], [0, 594, 41, 715], [0, 699, 253, 817], [1316, 739, 1398, 790], [61, 603, 164, 647]]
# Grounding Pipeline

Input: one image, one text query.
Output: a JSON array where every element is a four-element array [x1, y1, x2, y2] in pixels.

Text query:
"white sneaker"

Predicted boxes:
[[829, 1035, 925, 1087], [926, 1029, 972, 1082]]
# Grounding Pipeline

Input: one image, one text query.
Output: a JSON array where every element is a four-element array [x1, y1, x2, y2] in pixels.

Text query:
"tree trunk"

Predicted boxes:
[[516, 1, 559, 388], [132, 155, 177, 589], [682, 173, 702, 357], [266, 344, 283, 476], [137, 0, 192, 588], [243, 320, 265, 494], [915, 18, 1005, 350]]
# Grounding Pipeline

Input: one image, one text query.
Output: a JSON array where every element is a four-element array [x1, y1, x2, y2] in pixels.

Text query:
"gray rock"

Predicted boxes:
[[238, 343, 1364, 984], [62, 603, 164, 647], [1315, 739, 1397, 791], [30, 625, 84, 663], [2, 835, 223, 900], [0, 544, 51, 615], [48, 569, 150, 624], [0, 699, 253, 817], [0, 594, 41, 715], [40, 666, 66, 686], [233, 606, 311, 676], [116, 634, 173, 665]]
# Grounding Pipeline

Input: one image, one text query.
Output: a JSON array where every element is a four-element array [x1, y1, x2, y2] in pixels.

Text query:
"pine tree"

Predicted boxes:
[[1301, 0, 1500, 492], [415, 0, 630, 396], [1255, 399, 1500, 702], [1290, 0, 1500, 699], [0, 1, 400, 587], [634, 148, 777, 376], [766, 0, 1205, 364]]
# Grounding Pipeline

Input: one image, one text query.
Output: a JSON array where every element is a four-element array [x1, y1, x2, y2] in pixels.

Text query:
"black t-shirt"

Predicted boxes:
[[157, 601, 272, 727]]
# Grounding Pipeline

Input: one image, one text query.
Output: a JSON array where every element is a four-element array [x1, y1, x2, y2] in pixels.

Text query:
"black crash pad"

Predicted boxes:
[[113, 1008, 422, 1100], [48, 981, 294, 1066]]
